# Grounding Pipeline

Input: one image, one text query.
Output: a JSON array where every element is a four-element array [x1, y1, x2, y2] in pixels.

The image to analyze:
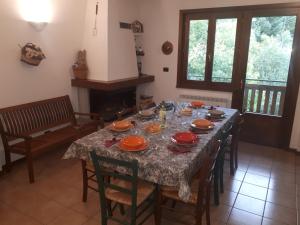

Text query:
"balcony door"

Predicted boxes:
[[232, 8, 300, 148]]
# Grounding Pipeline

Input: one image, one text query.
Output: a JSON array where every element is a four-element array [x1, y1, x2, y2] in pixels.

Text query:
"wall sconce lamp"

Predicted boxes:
[[18, 0, 53, 31], [28, 22, 48, 32]]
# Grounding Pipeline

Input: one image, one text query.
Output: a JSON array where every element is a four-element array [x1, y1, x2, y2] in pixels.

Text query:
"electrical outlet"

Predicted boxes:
[[163, 67, 169, 72]]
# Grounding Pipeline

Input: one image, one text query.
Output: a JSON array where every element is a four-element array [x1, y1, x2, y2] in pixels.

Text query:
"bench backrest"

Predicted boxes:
[[0, 95, 76, 137]]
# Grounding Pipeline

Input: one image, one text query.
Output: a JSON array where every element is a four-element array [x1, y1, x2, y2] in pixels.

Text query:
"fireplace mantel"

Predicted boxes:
[[71, 74, 155, 91]]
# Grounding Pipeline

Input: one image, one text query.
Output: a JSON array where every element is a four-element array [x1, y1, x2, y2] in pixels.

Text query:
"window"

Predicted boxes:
[[177, 11, 241, 91]]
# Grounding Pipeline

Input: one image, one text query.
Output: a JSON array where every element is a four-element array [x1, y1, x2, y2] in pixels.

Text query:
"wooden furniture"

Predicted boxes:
[[64, 106, 238, 202], [0, 95, 102, 183], [81, 160, 98, 202], [155, 140, 221, 225], [213, 122, 233, 205], [90, 152, 156, 225], [228, 113, 244, 174], [71, 74, 155, 91]]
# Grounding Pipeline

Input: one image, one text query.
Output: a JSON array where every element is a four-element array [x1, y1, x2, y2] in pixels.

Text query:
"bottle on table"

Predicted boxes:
[[159, 102, 167, 128]]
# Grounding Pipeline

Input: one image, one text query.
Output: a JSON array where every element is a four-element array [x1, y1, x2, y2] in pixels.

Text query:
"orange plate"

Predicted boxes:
[[192, 119, 212, 128], [120, 135, 146, 149], [118, 141, 149, 152], [174, 132, 198, 144], [191, 101, 205, 108]]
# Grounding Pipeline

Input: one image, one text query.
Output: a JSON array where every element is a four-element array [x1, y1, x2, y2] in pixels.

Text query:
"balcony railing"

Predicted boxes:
[[243, 83, 286, 116], [187, 75, 287, 116]]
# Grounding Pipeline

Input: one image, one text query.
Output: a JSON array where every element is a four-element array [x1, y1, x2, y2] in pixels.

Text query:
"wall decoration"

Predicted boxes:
[[131, 20, 143, 33], [72, 50, 89, 79], [20, 43, 46, 66], [93, 1, 100, 36], [162, 41, 173, 55]]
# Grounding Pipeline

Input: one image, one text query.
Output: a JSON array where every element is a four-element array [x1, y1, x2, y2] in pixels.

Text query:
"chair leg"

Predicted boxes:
[[3, 148, 12, 172], [205, 185, 211, 225], [234, 142, 239, 170], [171, 200, 177, 209], [195, 196, 204, 225], [118, 204, 125, 215], [213, 161, 219, 205], [230, 146, 235, 175], [219, 153, 224, 194], [81, 160, 88, 202], [107, 200, 113, 216], [154, 186, 162, 225], [26, 153, 35, 183]]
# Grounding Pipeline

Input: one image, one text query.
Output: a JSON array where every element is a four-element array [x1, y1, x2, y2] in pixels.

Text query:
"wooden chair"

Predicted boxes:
[[81, 160, 98, 202], [213, 122, 234, 205], [228, 113, 244, 174], [155, 139, 221, 225], [90, 151, 156, 225]]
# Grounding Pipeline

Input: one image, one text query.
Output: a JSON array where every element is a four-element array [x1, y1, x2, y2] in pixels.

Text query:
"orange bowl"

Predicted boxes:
[[191, 101, 205, 108], [174, 132, 198, 144], [120, 135, 146, 149], [192, 119, 212, 128], [112, 120, 131, 130]]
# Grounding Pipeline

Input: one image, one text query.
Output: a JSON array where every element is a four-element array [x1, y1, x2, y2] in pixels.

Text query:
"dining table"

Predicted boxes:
[[63, 102, 239, 202]]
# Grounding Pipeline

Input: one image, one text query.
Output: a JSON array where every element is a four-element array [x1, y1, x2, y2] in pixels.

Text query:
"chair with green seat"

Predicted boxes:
[[90, 151, 156, 225]]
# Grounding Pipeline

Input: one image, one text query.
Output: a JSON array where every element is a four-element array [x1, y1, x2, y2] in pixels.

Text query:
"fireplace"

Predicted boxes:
[[89, 87, 137, 122]]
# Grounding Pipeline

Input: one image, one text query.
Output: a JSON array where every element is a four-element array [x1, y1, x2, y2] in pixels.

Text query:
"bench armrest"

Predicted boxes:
[[3, 132, 32, 141]]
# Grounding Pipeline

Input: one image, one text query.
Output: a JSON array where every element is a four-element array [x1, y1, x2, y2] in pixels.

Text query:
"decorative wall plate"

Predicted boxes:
[[162, 41, 173, 55]]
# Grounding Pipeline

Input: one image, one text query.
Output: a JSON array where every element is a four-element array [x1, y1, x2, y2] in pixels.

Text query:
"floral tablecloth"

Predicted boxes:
[[63, 104, 239, 201]]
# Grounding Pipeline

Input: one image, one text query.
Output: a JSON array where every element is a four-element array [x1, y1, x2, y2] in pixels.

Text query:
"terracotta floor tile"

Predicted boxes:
[[210, 204, 232, 223], [268, 178, 296, 195], [262, 217, 290, 225], [239, 183, 268, 200], [1, 142, 298, 225], [234, 194, 265, 216], [70, 191, 100, 217], [264, 202, 297, 225], [231, 170, 246, 181], [244, 172, 270, 188], [270, 171, 295, 184], [0, 202, 42, 225], [228, 208, 262, 225], [48, 208, 89, 225], [219, 191, 237, 206], [266, 189, 296, 209], [247, 164, 271, 177], [223, 178, 242, 193]]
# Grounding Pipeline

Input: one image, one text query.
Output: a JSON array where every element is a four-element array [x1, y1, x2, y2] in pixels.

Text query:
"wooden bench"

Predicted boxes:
[[0, 95, 103, 183]]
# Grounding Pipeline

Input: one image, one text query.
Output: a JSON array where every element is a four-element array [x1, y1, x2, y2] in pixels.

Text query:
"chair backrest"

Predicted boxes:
[[195, 139, 221, 205], [90, 151, 139, 225], [0, 95, 76, 138]]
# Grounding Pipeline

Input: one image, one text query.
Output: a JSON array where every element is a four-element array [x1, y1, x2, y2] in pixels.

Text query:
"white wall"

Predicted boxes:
[[0, 0, 87, 169], [108, 0, 139, 81], [82, 0, 109, 81], [82, 0, 139, 81], [136, 0, 300, 150]]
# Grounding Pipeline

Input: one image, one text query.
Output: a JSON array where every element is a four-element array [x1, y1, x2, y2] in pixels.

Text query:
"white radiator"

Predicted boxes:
[[179, 94, 231, 107]]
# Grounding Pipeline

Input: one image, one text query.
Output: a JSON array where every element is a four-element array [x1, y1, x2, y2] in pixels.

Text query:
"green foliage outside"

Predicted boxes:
[[187, 16, 296, 87]]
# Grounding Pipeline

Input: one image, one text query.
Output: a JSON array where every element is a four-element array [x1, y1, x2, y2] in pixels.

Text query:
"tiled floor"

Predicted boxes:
[[0, 142, 299, 225]]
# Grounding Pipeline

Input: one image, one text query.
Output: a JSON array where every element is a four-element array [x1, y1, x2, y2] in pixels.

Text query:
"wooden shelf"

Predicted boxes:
[[71, 74, 155, 91]]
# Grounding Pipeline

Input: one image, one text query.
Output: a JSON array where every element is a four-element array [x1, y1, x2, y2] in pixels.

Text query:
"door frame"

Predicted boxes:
[[231, 4, 300, 148]]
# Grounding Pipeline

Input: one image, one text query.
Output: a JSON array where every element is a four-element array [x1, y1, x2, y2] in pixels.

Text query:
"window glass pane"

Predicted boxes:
[[187, 20, 209, 81], [243, 16, 296, 116], [212, 18, 237, 83]]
